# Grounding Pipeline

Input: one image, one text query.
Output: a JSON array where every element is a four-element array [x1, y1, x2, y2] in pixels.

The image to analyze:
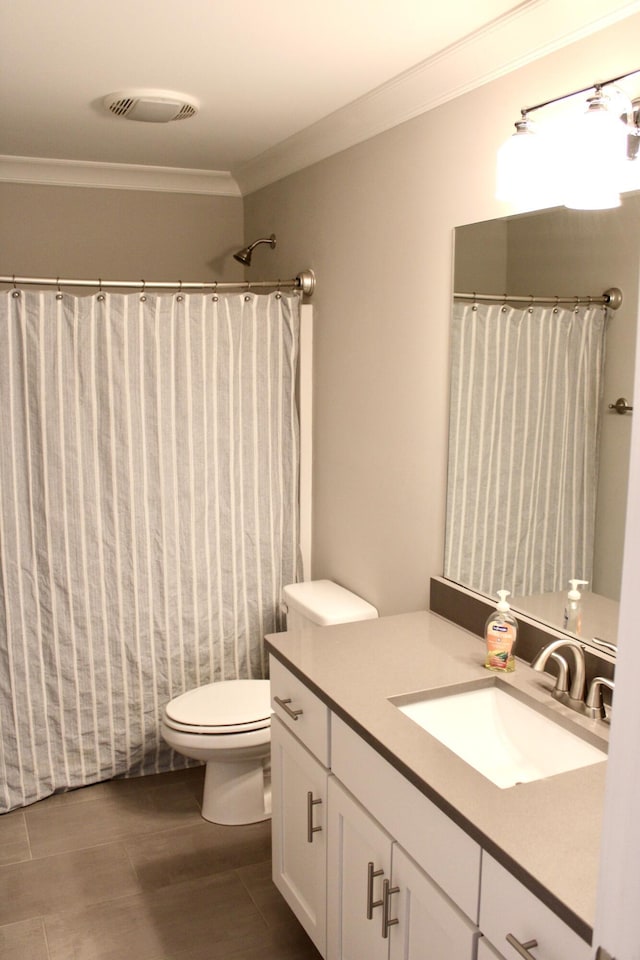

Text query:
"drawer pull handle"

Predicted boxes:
[[381, 878, 399, 939], [274, 696, 303, 721], [366, 861, 384, 919], [506, 934, 539, 959], [306, 791, 322, 843]]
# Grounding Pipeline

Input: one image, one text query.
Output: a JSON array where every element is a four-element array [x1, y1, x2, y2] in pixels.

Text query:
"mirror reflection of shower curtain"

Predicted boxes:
[[0, 289, 300, 812], [444, 300, 607, 599]]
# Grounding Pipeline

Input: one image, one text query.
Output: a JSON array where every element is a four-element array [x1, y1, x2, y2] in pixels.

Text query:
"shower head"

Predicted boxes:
[[233, 234, 276, 266]]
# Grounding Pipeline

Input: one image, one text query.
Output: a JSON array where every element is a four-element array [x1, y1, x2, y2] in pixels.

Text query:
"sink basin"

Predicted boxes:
[[390, 680, 606, 789]]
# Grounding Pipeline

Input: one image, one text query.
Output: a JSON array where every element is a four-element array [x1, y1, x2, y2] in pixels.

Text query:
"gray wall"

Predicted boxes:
[[244, 15, 640, 617], [0, 184, 244, 281]]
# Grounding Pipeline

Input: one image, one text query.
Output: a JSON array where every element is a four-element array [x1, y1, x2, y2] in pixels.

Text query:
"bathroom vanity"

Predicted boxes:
[[266, 611, 609, 960]]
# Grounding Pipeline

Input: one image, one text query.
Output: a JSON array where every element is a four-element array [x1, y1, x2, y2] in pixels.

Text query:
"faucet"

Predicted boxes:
[[585, 677, 615, 720], [530, 638, 586, 711]]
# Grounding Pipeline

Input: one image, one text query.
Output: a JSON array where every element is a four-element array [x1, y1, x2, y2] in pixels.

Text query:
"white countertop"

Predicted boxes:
[[265, 610, 609, 942]]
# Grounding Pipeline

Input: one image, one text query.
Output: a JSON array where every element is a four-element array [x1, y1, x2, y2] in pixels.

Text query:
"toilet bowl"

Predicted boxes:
[[161, 679, 271, 825], [161, 580, 378, 825]]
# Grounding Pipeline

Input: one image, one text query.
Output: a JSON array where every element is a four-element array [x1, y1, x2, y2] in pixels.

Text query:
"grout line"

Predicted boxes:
[[235, 860, 272, 928], [22, 809, 33, 862], [40, 915, 53, 960]]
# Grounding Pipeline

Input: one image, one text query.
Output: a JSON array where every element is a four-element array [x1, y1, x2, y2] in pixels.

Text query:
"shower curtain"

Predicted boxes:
[[0, 288, 300, 812], [444, 300, 607, 599]]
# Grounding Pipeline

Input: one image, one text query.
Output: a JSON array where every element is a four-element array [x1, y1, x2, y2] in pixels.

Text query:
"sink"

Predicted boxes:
[[390, 679, 607, 789]]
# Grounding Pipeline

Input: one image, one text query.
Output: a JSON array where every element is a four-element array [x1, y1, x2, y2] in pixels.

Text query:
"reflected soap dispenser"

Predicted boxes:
[[563, 579, 588, 635], [484, 590, 518, 673]]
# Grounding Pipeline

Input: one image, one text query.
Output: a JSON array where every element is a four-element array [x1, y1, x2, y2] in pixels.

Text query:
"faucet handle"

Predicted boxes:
[[585, 677, 615, 720]]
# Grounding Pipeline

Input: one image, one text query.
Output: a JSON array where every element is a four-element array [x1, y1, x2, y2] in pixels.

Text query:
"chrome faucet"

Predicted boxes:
[[530, 638, 586, 710], [585, 677, 615, 720]]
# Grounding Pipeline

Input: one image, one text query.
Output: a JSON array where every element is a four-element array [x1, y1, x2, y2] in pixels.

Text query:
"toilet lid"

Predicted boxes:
[[164, 679, 271, 734]]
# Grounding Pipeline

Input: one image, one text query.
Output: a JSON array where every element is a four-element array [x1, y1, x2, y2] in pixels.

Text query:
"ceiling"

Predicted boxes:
[[1, 0, 639, 195]]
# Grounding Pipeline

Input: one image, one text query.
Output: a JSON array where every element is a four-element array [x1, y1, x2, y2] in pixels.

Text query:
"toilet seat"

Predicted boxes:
[[163, 679, 271, 735]]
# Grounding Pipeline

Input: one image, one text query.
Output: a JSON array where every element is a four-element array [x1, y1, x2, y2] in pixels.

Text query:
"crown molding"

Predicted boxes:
[[1, 1, 638, 198], [0, 156, 241, 197], [234, 0, 640, 195]]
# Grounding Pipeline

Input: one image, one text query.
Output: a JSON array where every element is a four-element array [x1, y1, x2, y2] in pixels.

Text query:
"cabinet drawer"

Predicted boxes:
[[270, 655, 330, 766], [331, 714, 481, 922], [479, 853, 591, 960]]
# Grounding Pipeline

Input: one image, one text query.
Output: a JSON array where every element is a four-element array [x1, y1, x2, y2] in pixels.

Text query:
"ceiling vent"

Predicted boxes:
[[103, 89, 199, 123]]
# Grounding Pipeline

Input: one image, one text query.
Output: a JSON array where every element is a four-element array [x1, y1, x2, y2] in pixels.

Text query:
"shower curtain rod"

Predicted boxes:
[[1, 269, 316, 297], [454, 286, 623, 310]]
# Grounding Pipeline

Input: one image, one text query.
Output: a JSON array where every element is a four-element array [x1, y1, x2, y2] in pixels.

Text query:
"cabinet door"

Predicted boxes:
[[271, 715, 328, 956], [477, 939, 506, 960], [390, 845, 480, 960], [327, 777, 392, 960]]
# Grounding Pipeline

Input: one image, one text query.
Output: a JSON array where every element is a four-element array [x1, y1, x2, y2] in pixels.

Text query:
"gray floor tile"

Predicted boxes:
[[25, 781, 202, 858], [37, 765, 204, 809], [0, 841, 142, 926], [44, 870, 267, 960], [0, 767, 320, 960], [125, 818, 271, 890], [0, 809, 30, 867], [0, 917, 50, 960]]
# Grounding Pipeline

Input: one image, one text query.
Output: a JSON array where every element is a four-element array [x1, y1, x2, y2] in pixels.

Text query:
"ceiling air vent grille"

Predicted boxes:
[[108, 97, 136, 118], [174, 103, 197, 121], [103, 90, 199, 123]]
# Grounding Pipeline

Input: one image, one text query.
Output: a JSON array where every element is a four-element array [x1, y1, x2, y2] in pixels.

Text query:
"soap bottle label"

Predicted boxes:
[[485, 620, 516, 672]]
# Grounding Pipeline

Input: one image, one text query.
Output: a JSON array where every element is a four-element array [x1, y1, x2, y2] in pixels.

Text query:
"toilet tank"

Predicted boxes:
[[282, 579, 378, 631]]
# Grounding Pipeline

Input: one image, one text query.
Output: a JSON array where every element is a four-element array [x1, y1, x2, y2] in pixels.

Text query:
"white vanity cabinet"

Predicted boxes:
[[330, 714, 482, 923], [479, 854, 591, 960], [270, 659, 331, 955], [327, 776, 480, 960], [269, 653, 593, 960]]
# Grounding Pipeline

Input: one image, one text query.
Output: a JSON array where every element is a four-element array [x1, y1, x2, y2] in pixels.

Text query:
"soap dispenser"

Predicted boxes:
[[563, 579, 588, 635], [484, 590, 518, 672]]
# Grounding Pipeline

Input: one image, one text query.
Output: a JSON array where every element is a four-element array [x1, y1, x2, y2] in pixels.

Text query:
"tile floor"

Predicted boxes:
[[0, 766, 322, 960]]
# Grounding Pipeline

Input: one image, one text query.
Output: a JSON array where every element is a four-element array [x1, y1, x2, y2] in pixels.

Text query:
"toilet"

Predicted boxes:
[[160, 579, 378, 824]]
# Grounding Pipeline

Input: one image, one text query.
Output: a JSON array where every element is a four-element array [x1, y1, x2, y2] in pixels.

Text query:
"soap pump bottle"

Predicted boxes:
[[563, 579, 588, 635], [484, 590, 518, 672]]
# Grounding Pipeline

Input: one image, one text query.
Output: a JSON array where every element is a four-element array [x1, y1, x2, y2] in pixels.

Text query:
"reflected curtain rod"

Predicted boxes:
[[1, 269, 316, 297], [453, 286, 623, 310]]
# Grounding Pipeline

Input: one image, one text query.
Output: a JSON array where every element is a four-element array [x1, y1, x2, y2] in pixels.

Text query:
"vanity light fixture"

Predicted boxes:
[[496, 69, 640, 211]]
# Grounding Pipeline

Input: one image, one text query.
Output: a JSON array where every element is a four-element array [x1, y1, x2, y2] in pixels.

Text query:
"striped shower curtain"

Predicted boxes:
[[0, 288, 300, 812], [444, 299, 607, 599]]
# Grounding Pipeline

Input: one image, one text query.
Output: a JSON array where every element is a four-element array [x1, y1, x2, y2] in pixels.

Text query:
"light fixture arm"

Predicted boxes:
[[520, 68, 640, 118]]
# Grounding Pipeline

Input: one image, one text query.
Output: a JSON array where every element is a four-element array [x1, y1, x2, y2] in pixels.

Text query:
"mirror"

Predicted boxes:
[[445, 192, 640, 653]]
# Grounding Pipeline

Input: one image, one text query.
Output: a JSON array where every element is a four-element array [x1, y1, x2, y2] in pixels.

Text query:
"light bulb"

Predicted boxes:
[[496, 117, 561, 210], [563, 90, 628, 210]]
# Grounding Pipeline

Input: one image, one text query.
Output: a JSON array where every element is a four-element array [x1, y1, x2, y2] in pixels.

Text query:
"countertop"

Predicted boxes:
[[265, 609, 610, 943]]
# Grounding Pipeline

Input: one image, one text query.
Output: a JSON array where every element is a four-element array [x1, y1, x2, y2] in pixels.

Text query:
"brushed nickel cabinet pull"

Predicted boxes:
[[366, 861, 384, 919], [381, 878, 399, 938], [274, 695, 303, 720], [506, 933, 539, 958], [306, 791, 322, 843]]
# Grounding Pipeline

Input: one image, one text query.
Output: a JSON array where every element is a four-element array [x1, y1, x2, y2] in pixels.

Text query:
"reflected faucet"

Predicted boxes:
[[530, 638, 586, 710]]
